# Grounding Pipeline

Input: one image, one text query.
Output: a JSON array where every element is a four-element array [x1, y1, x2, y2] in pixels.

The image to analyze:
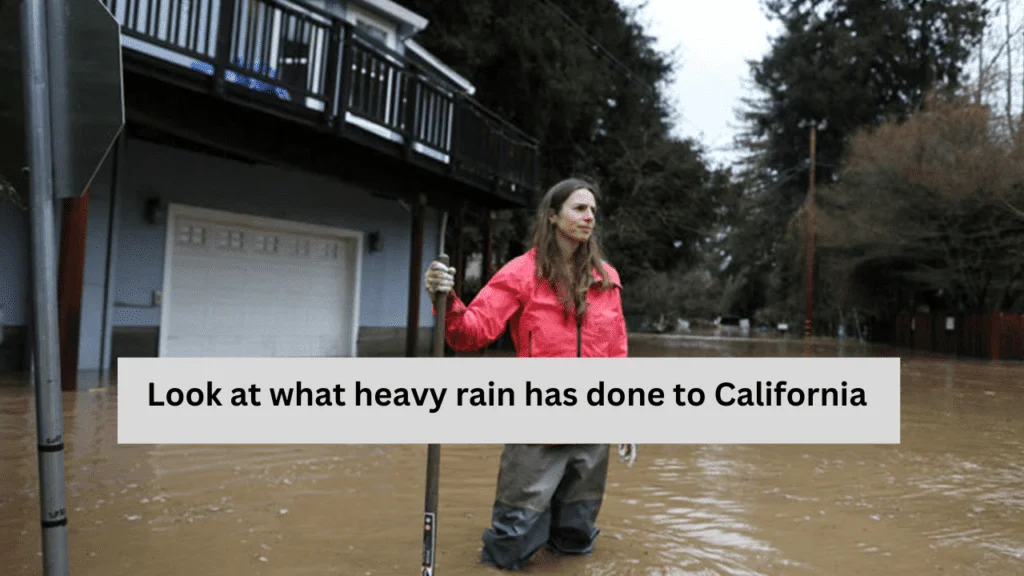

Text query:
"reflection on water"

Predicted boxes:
[[1, 335, 1022, 575]]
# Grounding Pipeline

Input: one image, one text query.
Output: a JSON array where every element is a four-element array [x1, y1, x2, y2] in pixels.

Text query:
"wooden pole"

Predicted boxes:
[[453, 204, 465, 296], [57, 188, 90, 390], [448, 204, 465, 358], [481, 210, 495, 354], [405, 194, 426, 357], [482, 210, 495, 282]]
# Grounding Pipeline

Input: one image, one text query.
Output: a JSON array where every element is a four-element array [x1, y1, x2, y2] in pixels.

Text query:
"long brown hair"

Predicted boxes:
[[530, 177, 613, 318]]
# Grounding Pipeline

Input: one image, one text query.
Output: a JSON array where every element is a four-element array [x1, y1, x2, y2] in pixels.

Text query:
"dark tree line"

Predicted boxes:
[[401, 0, 738, 319], [403, 0, 1018, 332]]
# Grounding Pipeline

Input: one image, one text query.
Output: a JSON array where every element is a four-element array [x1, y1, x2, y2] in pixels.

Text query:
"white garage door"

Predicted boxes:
[[158, 205, 361, 358]]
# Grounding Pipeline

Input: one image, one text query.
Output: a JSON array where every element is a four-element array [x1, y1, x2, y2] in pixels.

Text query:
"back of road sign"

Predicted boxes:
[[0, 0, 124, 200]]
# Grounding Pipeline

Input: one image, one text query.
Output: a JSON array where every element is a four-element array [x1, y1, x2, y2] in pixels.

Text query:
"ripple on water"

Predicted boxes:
[[2, 344, 1023, 575]]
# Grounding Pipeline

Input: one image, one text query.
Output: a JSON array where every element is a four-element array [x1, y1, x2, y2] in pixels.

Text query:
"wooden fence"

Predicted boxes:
[[887, 312, 1024, 361]]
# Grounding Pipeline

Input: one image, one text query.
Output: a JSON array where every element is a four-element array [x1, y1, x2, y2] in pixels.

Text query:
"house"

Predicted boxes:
[[0, 0, 540, 375]]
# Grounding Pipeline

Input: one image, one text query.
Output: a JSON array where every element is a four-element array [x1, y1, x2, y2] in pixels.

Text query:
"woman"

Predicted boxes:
[[423, 177, 630, 570]]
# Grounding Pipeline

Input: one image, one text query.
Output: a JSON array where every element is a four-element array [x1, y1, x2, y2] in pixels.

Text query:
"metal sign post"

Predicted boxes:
[[1, 1, 124, 574], [17, 1, 70, 572]]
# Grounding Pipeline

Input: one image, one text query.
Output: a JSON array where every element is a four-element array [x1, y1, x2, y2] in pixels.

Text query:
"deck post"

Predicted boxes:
[[405, 193, 426, 357]]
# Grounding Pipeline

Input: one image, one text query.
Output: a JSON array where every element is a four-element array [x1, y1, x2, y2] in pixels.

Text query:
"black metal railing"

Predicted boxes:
[[101, 0, 540, 200]]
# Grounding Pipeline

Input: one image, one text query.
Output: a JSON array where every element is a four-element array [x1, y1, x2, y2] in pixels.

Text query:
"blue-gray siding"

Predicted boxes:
[[0, 135, 443, 370]]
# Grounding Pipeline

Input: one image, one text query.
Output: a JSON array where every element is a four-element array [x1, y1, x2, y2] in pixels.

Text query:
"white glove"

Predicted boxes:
[[617, 444, 637, 467], [424, 260, 456, 295]]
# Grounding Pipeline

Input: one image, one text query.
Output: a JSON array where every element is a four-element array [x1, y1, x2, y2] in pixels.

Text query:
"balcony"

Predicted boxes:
[[101, 0, 541, 206]]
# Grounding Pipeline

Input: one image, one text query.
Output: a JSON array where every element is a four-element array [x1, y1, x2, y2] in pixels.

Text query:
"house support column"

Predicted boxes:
[[99, 135, 124, 374], [446, 203, 466, 357], [453, 203, 465, 295], [481, 210, 497, 353], [405, 194, 426, 357], [57, 189, 90, 390], [482, 210, 495, 282]]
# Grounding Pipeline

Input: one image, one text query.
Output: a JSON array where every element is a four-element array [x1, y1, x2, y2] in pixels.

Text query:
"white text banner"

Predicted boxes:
[[117, 357, 901, 444]]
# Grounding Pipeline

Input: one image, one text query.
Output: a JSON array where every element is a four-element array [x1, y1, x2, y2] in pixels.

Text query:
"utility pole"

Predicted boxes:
[[806, 124, 816, 339], [799, 119, 826, 339]]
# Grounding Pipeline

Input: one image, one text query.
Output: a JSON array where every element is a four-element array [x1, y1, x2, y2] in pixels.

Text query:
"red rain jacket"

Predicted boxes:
[[438, 247, 628, 358]]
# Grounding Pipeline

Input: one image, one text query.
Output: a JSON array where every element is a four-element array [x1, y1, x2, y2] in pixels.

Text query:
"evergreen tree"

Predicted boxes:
[[724, 0, 988, 323]]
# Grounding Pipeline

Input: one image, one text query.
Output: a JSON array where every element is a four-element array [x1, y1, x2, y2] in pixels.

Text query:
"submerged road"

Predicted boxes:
[[1, 335, 1021, 575]]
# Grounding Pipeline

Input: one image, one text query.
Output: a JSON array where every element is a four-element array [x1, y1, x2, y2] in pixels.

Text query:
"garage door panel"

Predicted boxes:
[[162, 208, 358, 358]]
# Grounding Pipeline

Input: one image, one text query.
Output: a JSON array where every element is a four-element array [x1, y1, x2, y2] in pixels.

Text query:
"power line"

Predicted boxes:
[[532, 0, 645, 89], [531, 0, 714, 132], [528, 0, 721, 148]]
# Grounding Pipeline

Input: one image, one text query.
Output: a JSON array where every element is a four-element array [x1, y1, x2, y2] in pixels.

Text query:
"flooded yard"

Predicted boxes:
[[1, 335, 1022, 575]]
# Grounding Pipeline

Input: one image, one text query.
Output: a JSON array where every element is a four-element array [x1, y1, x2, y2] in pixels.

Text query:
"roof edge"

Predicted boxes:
[[350, 0, 428, 32], [404, 39, 476, 95]]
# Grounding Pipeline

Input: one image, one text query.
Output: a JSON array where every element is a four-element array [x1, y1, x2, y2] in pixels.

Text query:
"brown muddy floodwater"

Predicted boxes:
[[2, 335, 1023, 575]]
